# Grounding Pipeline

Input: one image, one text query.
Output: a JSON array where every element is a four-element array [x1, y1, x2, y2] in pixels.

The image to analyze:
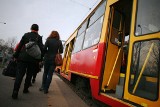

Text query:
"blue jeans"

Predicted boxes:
[[41, 60, 56, 91]]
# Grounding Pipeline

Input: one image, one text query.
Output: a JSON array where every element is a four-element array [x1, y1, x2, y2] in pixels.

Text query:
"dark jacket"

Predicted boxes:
[[44, 38, 63, 61], [13, 32, 44, 62]]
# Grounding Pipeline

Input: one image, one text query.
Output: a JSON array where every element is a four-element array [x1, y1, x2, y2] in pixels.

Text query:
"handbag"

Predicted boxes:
[[55, 49, 63, 66], [2, 59, 17, 77], [55, 40, 63, 66]]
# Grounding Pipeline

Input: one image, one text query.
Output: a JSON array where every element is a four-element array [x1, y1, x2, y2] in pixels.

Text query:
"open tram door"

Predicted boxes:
[[123, 0, 160, 106], [61, 32, 76, 76], [101, 0, 131, 92]]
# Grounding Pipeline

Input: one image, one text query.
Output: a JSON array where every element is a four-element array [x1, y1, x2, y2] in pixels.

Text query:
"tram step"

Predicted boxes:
[[115, 85, 124, 98]]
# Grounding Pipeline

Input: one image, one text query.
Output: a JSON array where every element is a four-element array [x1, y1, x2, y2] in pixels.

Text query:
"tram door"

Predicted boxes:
[[123, 0, 160, 106], [61, 38, 75, 74], [101, 6, 125, 91]]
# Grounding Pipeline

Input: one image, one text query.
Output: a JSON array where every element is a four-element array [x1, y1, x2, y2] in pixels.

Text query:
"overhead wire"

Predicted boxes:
[[78, 0, 100, 24], [66, 0, 101, 32], [68, 0, 91, 10]]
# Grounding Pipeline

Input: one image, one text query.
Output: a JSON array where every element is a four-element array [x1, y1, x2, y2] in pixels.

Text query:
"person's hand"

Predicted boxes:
[[39, 61, 43, 68]]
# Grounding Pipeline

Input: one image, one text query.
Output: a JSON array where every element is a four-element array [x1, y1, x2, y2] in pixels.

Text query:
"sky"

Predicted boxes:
[[0, 0, 101, 45]]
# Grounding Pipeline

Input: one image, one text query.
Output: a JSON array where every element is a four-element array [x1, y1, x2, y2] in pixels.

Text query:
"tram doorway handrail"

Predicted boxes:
[[132, 43, 154, 94]]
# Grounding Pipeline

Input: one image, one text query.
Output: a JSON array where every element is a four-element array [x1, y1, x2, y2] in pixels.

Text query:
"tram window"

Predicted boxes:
[[110, 10, 122, 46], [129, 40, 159, 100], [88, 1, 106, 27], [135, 0, 160, 36], [72, 32, 85, 53], [83, 16, 104, 49], [78, 21, 88, 36]]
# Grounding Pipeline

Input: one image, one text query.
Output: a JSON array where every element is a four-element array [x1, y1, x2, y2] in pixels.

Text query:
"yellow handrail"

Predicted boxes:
[[132, 43, 154, 94], [107, 48, 121, 85]]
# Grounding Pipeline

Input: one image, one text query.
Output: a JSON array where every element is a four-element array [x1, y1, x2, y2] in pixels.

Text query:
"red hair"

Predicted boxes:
[[47, 31, 60, 40]]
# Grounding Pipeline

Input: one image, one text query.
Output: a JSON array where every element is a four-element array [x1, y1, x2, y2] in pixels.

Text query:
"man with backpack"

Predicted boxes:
[[12, 24, 44, 99]]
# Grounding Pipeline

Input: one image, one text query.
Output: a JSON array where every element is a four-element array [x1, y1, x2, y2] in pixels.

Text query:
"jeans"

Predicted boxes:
[[41, 60, 56, 91]]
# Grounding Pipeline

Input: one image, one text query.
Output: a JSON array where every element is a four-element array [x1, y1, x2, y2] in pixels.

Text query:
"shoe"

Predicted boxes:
[[44, 90, 48, 94], [39, 87, 44, 91], [23, 89, 29, 93], [12, 91, 18, 99]]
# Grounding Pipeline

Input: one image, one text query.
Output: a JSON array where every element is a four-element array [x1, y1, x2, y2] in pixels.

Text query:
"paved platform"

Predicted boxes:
[[0, 68, 89, 107]]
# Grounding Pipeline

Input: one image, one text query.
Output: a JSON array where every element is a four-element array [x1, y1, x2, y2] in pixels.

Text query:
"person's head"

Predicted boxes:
[[47, 30, 60, 40], [31, 24, 39, 31]]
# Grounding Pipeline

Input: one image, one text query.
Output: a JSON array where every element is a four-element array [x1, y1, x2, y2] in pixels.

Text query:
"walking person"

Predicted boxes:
[[14, 43, 41, 86], [12, 24, 44, 99], [39, 30, 63, 94]]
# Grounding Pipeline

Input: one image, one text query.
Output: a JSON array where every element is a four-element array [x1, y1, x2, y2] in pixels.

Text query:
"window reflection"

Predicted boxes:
[[78, 21, 88, 36], [135, 0, 160, 36], [129, 40, 159, 100], [83, 16, 104, 49], [72, 32, 85, 53], [72, 1, 106, 53], [89, 1, 106, 27]]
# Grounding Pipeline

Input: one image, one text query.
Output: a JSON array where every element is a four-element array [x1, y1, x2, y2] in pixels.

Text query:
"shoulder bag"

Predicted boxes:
[[25, 36, 41, 60], [55, 41, 63, 66]]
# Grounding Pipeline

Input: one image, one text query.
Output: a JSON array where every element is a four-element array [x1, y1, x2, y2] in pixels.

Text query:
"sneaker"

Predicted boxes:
[[23, 89, 29, 93], [12, 91, 18, 99]]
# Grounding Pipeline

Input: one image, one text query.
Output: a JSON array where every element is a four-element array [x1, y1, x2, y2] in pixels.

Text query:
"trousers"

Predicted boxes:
[[13, 61, 36, 92], [41, 60, 56, 91]]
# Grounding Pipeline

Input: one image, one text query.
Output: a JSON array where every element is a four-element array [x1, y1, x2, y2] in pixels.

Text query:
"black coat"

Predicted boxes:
[[44, 38, 63, 61], [14, 32, 44, 62]]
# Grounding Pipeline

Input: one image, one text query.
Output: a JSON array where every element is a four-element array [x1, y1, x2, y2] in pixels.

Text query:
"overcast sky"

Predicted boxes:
[[0, 0, 100, 44]]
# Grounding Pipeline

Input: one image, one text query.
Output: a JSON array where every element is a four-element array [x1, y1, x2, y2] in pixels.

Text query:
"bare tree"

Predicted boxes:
[[5, 37, 17, 49], [0, 39, 5, 50], [0, 39, 5, 46]]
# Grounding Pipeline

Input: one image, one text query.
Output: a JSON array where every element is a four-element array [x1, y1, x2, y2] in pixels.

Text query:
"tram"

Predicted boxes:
[[60, 0, 160, 106]]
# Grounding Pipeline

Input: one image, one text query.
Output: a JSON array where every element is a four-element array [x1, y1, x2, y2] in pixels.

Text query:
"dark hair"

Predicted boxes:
[[31, 24, 39, 31], [47, 31, 60, 40]]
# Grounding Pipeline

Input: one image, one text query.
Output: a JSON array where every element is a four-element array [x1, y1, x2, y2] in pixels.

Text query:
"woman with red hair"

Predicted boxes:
[[39, 30, 63, 93]]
